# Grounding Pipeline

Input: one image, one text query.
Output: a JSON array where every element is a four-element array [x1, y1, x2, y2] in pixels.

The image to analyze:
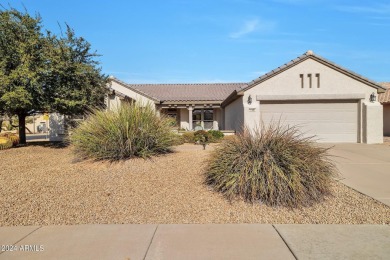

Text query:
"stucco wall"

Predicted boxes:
[[363, 102, 383, 143], [241, 57, 383, 143], [213, 108, 223, 130], [179, 108, 190, 130], [384, 104, 390, 136], [49, 113, 65, 141], [224, 96, 244, 132], [107, 94, 121, 110], [108, 81, 156, 110], [245, 58, 378, 103]]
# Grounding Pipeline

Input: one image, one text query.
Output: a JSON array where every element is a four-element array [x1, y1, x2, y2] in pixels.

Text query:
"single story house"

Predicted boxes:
[[379, 82, 390, 136], [107, 50, 386, 144]]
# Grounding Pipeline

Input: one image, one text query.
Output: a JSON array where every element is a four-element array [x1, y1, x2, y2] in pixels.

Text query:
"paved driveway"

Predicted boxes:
[[327, 143, 390, 206]]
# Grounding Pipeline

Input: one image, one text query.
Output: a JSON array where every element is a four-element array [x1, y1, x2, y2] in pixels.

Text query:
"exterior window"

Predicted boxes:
[[192, 110, 202, 129], [166, 108, 177, 119], [300, 74, 304, 88], [164, 108, 179, 127], [192, 109, 213, 130], [203, 109, 213, 130]]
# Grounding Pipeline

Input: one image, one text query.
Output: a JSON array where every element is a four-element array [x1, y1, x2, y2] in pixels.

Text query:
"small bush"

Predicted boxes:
[[194, 130, 210, 142], [0, 136, 12, 150], [194, 130, 211, 150], [0, 133, 20, 146], [70, 102, 180, 160], [205, 124, 337, 207], [208, 130, 224, 142], [181, 132, 195, 143]]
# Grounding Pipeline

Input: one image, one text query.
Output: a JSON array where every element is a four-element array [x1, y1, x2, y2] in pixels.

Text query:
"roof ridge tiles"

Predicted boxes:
[[129, 82, 246, 86]]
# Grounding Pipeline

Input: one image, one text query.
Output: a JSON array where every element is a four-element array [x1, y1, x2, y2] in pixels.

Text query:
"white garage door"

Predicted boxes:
[[260, 101, 359, 143]]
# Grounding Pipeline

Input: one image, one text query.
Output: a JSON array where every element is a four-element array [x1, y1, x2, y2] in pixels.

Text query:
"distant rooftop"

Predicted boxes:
[[379, 82, 390, 104]]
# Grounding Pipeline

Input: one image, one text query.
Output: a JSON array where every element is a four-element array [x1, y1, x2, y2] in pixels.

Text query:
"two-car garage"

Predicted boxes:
[[224, 51, 385, 144], [260, 100, 359, 143]]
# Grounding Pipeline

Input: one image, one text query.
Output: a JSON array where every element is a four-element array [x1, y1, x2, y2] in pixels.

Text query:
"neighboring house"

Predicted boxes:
[[379, 82, 390, 136], [24, 113, 66, 141], [107, 50, 386, 144]]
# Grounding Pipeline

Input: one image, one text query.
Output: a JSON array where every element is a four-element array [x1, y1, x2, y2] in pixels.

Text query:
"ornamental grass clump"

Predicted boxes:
[[70, 102, 180, 160], [206, 124, 338, 207]]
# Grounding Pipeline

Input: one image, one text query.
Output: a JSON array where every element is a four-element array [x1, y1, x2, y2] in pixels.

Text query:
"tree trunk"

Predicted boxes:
[[0, 118, 3, 133], [18, 113, 27, 145]]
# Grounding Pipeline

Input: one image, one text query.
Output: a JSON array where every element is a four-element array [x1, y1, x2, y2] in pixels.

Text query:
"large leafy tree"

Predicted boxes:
[[0, 8, 107, 144]]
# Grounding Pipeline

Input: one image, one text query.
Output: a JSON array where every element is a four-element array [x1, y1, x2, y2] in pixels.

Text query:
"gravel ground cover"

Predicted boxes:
[[0, 143, 389, 226]]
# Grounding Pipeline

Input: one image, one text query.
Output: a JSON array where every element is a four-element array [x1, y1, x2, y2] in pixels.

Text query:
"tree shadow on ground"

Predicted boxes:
[[16, 141, 69, 149]]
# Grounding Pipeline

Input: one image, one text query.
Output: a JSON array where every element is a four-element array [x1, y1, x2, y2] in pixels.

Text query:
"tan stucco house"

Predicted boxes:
[[107, 51, 386, 144], [379, 82, 390, 136]]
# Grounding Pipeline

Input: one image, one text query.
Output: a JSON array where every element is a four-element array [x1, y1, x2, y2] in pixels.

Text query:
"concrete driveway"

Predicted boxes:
[[327, 143, 390, 206]]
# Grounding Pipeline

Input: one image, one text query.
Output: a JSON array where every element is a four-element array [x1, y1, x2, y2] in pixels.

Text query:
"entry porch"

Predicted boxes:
[[157, 103, 224, 131]]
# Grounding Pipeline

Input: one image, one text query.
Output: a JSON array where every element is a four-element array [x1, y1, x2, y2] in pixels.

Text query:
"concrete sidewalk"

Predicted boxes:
[[328, 143, 390, 206], [0, 224, 389, 259]]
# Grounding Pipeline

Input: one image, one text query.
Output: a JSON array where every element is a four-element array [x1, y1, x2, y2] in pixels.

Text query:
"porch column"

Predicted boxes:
[[188, 106, 193, 130], [213, 108, 219, 130], [156, 105, 162, 117]]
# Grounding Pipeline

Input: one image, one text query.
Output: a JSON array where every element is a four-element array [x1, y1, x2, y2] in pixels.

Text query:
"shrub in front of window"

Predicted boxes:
[[194, 130, 211, 149], [208, 130, 224, 142], [181, 132, 195, 143], [70, 102, 180, 160]]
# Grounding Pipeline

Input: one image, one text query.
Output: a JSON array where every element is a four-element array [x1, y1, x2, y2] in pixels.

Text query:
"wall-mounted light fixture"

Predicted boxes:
[[247, 95, 252, 105], [370, 92, 376, 102]]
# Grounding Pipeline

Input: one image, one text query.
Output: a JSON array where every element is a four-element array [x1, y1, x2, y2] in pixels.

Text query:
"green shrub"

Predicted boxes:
[[172, 135, 185, 145], [194, 130, 211, 149], [70, 102, 180, 160], [208, 130, 224, 142], [182, 132, 195, 143], [205, 124, 337, 207]]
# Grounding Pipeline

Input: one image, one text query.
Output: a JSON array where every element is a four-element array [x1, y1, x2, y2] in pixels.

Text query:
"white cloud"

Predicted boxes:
[[229, 18, 275, 39]]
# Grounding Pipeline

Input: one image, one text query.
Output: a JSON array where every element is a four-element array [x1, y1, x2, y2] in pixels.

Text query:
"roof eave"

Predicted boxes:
[[108, 77, 160, 103], [309, 55, 387, 93], [160, 100, 224, 105], [221, 90, 244, 108]]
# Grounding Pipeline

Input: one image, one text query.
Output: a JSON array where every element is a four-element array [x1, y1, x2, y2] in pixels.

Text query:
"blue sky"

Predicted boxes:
[[7, 0, 390, 83]]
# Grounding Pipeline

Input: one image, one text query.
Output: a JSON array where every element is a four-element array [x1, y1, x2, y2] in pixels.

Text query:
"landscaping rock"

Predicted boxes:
[[0, 144, 389, 226]]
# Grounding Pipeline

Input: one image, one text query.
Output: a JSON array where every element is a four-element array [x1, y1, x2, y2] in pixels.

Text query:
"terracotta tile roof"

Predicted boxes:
[[379, 82, 390, 104], [131, 83, 246, 102], [111, 77, 247, 102]]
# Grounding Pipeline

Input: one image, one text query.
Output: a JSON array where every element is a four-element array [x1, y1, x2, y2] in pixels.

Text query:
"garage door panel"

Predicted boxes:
[[260, 102, 358, 143]]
